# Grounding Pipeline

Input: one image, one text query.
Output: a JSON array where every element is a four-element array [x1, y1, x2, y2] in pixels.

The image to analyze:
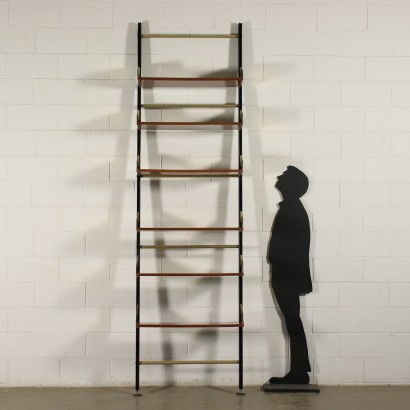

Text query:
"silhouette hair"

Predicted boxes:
[[280, 166, 309, 199]]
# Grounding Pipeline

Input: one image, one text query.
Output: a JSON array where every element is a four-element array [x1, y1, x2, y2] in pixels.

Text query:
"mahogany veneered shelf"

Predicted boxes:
[[142, 103, 238, 109], [140, 244, 239, 250], [137, 168, 242, 178], [141, 34, 239, 39], [138, 76, 242, 88], [137, 121, 242, 131]]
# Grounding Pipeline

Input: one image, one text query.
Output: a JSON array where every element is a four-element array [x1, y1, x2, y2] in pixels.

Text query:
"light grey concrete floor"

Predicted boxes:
[[1, 386, 410, 410]]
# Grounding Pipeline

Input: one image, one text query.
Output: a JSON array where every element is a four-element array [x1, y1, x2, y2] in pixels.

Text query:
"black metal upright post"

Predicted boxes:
[[135, 21, 142, 397], [237, 22, 244, 396]]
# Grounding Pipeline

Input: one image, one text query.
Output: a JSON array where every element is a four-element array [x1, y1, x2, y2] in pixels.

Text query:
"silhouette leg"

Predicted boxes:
[[270, 285, 310, 384], [286, 312, 311, 373]]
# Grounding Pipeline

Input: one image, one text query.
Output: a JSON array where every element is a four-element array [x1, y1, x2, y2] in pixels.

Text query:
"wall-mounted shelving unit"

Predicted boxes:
[[135, 22, 244, 396]]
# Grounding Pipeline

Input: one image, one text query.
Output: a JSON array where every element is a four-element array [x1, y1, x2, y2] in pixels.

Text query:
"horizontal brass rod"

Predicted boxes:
[[137, 322, 243, 328], [138, 227, 242, 231], [139, 76, 242, 82], [140, 360, 240, 365], [140, 244, 239, 250], [142, 103, 238, 109], [142, 34, 238, 39], [138, 168, 241, 174], [138, 273, 243, 277], [141, 174, 240, 178]]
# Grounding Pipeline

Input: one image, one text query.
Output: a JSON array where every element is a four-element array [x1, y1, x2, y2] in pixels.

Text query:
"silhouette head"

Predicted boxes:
[[275, 166, 309, 200]]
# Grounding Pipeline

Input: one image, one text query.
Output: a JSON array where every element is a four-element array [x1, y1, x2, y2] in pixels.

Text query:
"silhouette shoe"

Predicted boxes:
[[269, 371, 309, 385]]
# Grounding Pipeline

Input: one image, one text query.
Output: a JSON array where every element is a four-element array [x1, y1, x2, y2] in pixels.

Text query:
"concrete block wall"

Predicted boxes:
[[1, 0, 410, 386]]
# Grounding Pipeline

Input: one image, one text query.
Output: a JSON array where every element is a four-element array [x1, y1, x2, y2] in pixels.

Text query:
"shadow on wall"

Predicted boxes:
[[57, 22, 139, 386], [59, 21, 238, 386], [57, 19, 317, 386]]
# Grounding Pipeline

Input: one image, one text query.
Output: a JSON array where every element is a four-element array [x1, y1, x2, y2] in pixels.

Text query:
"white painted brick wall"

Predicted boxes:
[[36, 28, 87, 53], [0, 27, 35, 52], [61, 3, 112, 29], [0, 0, 410, 388], [0, 53, 5, 78], [60, 358, 111, 386], [8, 257, 58, 282], [9, 358, 60, 386], [266, 5, 316, 30], [6, 54, 58, 79], [0, 2, 8, 27], [9, 2, 60, 28], [317, 5, 367, 31]]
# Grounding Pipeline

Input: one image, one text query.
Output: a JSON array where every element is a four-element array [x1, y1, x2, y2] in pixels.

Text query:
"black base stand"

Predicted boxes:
[[263, 383, 320, 393]]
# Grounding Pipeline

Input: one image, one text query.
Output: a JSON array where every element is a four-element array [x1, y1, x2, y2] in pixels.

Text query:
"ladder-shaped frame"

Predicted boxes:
[[136, 22, 244, 395]]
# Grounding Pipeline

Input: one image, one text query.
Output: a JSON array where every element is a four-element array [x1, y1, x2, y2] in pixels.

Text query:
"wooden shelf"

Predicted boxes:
[[142, 34, 238, 39], [140, 244, 239, 250], [137, 322, 244, 328], [138, 121, 242, 131], [138, 76, 242, 88], [138, 168, 242, 178], [142, 103, 238, 109]]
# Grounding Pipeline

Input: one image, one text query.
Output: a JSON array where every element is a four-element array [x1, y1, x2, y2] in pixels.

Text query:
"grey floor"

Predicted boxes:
[[1, 386, 410, 410]]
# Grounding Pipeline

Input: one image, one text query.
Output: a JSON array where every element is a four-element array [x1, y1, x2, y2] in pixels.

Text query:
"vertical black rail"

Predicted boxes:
[[135, 21, 142, 396], [237, 22, 244, 394]]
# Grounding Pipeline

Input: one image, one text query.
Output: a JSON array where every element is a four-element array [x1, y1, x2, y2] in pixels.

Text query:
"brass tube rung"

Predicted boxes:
[[138, 227, 242, 231], [138, 273, 243, 277], [137, 322, 243, 328], [138, 169, 241, 174], [142, 34, 238, 39], [140, 360, 240, 365], [141, 174, 240, 178], [141, 244, 239, 250], [142, 103, 238, 109]]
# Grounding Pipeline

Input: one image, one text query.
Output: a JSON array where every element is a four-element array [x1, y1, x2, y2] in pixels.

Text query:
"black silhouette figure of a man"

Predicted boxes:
[[268, 166, 312, 385]]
